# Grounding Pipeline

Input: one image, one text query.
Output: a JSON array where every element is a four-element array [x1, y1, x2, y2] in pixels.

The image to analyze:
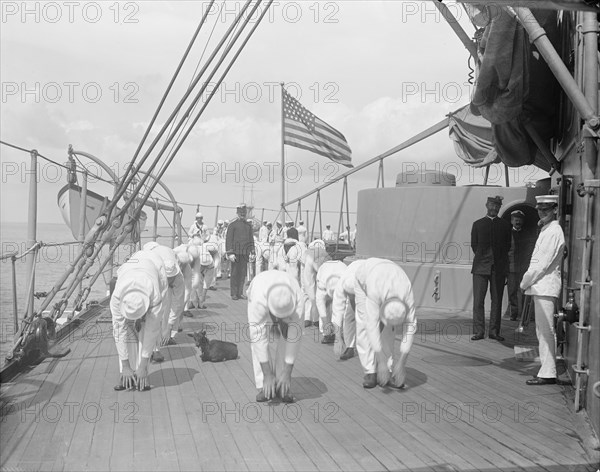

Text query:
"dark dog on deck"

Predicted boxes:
[[188, 330, 238, 362]]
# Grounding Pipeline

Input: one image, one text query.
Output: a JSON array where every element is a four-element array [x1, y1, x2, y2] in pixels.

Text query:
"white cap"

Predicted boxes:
[[380, 298, 408, 326], [175, 249, 192, 266], [120, 289, 150, 321], [224, 219, 229, 224], [267, 284, 296, 318], [285, 219, 293, 224], [148, 244, 181, 277], [196, 212, 203, 218], [218, 219, 224, 225], [535, 195, 559, 207]]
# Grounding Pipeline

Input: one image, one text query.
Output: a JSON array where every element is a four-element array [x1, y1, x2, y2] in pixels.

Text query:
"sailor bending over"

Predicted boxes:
[[110, 249, 168, 391], [354, 258, 417, 389], [247, 270, 305, 403]]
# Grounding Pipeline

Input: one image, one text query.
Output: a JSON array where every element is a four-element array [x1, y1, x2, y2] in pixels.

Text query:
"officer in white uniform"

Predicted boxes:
[[301, 240, 330, 327], [315, 260, 347, 344], [331, 259, 364, 360], [247, 270, 305, 403], [354, 258, 417, 389], [111, 250, 168, 391], [520, 195, 565, 386], [143, 242, 185, 356]]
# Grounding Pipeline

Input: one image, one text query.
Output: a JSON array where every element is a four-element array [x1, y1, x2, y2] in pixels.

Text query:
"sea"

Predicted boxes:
[[0, 221, 176, 362]]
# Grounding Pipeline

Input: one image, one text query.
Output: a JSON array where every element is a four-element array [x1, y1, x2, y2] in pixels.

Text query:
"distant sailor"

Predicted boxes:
[[470, 195, 511, 341], [301, 239, 330, 328], [322, 224, 334, 242], [315, 260, 347, 344], [354, 258, 417, 389], [273, 238, 305, 282], [521, 195, 565, 386], [188, 212, 209, 243], [331, 259, 364, 360], [259, 220, 270, 242], [297, 220, 307, 244], [143, 242, 185, 359], [110, 249, 168, 391], [286, 219, 299, 241], [247, 270, 305, 403]]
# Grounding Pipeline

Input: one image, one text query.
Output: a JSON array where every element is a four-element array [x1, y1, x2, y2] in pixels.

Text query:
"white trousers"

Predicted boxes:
[[534, 295, 557, 379], [251, 329, 286, 389], [332, 296, 356, 349]]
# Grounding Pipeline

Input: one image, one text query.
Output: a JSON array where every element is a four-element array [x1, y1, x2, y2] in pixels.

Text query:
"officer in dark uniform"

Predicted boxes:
[[470, 195, 512, 341], [225, 204, 255, 300], [506, 210, 536, 321]]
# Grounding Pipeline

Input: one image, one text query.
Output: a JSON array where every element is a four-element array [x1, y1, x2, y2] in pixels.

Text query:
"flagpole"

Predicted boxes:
[[280, 82, 286, 226]]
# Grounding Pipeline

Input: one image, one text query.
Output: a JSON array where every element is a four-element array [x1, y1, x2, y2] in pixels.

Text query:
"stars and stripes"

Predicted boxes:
[[282, 89, 352, 168]]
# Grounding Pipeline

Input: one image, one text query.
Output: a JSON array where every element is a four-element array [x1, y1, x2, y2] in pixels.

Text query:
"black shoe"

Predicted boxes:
[[526, 377, 556, 386], [340, 347, 355, 360], [114, 384, 126, 391], [165, 337, 177, 346], [280, 394, 294, 403], [321, 334, 335, 344], [256, 391, 268, 402], [238, 294, 247, 300], [151, 351, 164, 363], [208, 286, 217, 291], [509, 316, 518, 321], [312, 321, 319, 328], [232, 295, 239, 300], [304, 320, 312, 328], [488, 334, 505, 341], [183, 310, 194, 317], [471, 334, 484, 341], [363, 373, 377, 389]]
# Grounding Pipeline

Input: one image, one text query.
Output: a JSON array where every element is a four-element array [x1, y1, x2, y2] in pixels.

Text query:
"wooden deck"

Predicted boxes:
[[1, 278, 598, 472]]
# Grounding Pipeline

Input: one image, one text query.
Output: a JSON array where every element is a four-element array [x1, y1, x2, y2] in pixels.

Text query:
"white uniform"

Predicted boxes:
[[188, 221, 209, 242], [354, 258, 417, 386], [331, 259, 364, 351], [269, 224, 286, 245], [205, 235, 221, 288], [255, 240, 271, 275], [273, 240, 306, 283], [322, 228, 334, 242], [258, 224, 269, 243], [143, 243, 185, 341], [111, 251, 167, 371], [297, 224, 307, 244], [315, 260, 348, 336], [247, 271, 305, 389], [520, 220, 565, 379], [301, 242, 330, 323]]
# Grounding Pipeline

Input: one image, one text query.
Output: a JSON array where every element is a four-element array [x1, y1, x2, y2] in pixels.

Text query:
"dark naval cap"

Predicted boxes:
[[511, 210, 525, 218], [487, 195, 504, 205]]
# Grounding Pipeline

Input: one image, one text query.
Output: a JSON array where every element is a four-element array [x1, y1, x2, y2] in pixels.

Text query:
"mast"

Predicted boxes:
[[280, 82, 286, 225]]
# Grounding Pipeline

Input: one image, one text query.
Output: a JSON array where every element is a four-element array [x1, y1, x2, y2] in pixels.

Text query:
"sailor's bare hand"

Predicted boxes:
[[333, 324, 345, 357], [276, 372, 292, 398], [135, 363, 149, 390], [262, 374, 277, 400], [376, 355, 391, 387], [227, 254, 236, 262], [120, 366, 137, 390]]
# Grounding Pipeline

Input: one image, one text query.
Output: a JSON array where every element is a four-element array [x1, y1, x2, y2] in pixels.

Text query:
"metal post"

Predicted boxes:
[[153, 199, 159, 242], [25, 150, 38, 318], [11, 256, 18, 332], [77, 171, 88, 295]]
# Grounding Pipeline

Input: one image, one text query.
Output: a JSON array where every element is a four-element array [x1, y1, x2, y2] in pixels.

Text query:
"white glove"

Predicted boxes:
[[227, 254, 236, 263]]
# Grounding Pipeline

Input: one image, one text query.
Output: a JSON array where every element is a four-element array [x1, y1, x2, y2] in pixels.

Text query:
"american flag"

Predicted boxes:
[[282, 89, 352, 168]]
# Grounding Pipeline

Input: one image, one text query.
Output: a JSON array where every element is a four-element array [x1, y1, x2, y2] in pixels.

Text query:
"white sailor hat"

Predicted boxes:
[[236, 203, 247, 209], [196, 212, 203, 218], [267, 283, 296, 318], [380, 297, 408, 326], [120, 289, 150, 321], [217, 219, 224, 225], [535, 195, 558, 207], [285, 219, 293, 224]]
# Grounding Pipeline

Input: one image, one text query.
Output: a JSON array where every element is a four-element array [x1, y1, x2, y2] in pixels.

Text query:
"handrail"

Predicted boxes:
[[285, 117, 450, 207]]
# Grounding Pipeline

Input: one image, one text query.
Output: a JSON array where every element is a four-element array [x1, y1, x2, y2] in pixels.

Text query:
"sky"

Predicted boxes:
[[0, 0, 550, 231]]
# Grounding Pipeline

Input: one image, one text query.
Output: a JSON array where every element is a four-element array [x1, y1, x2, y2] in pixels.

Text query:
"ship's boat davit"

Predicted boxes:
[[57, 183, 147, 243], [357, 170, 550, 311]]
